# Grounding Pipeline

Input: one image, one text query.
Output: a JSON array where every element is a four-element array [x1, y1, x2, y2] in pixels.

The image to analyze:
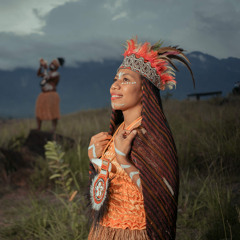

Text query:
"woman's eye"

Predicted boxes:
[[113, 78, 117, 82], [123, 78, 129, 82]]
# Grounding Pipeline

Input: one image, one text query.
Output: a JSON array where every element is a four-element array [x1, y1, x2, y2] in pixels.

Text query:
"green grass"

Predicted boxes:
[[0, 97, 240, 239], [0, 193, 88, 240]]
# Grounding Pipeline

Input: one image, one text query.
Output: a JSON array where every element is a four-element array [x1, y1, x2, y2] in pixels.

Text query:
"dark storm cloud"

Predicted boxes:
[[193, 0, 240, 57], [0, 0, 239, 70]]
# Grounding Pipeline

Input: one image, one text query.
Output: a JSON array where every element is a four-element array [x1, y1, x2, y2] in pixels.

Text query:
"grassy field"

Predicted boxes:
[[0, 96, 239, 240]]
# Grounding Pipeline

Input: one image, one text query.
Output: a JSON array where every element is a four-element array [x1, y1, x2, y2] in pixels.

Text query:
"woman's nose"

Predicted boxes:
[[111, 80, 121, 90]]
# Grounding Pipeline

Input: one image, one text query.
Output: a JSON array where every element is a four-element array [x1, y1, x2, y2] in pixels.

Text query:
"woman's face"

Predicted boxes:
[[110, 68, 142, 111], [49, 60, 58, 71]]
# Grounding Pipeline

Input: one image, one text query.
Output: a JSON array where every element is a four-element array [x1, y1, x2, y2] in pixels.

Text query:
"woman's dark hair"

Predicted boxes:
[[57, 57, 65, 66]]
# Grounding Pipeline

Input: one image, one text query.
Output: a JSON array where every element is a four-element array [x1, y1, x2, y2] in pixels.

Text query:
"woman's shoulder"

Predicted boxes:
[[49, 71, 59, 78]]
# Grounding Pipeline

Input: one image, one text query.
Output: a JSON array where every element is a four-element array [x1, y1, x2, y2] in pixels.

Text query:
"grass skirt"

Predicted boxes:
[[88, 224, 149, 240], [35, 91, 60, 120]]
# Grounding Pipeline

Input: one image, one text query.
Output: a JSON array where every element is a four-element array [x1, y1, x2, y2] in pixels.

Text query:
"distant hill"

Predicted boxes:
[[0, 52, 239, 118]]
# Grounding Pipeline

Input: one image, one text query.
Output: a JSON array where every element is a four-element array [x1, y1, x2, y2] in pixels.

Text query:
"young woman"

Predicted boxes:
[[87, 38, 194, 240], [35, 57, 64, 132]]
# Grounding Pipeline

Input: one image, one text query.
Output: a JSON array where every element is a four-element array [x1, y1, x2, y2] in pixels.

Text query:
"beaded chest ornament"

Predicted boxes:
[[90, 158, 114, 210]]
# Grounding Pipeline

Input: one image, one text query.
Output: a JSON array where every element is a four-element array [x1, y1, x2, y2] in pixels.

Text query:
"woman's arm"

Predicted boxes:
[[114, 129, 142, 192], [88, 132, 112, 172], [38, 58, 48, 77], [116, 153, 142, 191], [37, 67, 46, 77]]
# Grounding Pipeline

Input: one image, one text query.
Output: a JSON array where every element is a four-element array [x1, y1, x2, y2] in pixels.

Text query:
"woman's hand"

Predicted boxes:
[[114, 128, 137, 163], [39, 58, 48, 69], [88, 132, 112, 159]]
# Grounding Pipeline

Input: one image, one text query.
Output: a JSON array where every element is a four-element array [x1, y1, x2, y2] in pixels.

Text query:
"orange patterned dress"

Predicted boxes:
[[88, 117, 149, 240], [35, 91, 60, 120], [35, 73, 60, 120]]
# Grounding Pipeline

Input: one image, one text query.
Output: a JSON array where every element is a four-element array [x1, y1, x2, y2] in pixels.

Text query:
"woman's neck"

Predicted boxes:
[[122, 105, 142, 129]]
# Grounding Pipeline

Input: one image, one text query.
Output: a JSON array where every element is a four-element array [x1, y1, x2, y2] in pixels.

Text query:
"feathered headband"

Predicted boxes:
[[118, 37, 195, 90]]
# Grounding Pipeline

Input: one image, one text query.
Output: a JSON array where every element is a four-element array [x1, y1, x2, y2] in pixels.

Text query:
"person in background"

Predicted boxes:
[[87, 37, 194, 240], [35, 57, 64, 132], [232, 81, 240, 95]]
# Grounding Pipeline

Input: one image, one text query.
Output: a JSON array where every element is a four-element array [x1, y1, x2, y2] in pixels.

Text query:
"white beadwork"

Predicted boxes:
[[88, 144, 97, 158], [137, 178, 141, 187], [120, 164, 131, 169], [121, 82, 136, 85], [129, 171, 139, 180], [115, 147, 126, 156], [111, 103, 125, 109]]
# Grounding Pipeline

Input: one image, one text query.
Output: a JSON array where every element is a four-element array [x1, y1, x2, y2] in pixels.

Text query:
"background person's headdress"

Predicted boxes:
[[56, 57, 65, 67], [119, 37, 195, 90], [52, 57, 65, 68]]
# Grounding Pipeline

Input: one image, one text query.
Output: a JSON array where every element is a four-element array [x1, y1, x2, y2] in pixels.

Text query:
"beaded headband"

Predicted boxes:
[[118, 38, 195, 90], [119, 54, 162, 89]]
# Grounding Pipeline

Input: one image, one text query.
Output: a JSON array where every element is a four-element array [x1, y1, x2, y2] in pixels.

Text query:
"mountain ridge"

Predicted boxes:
[[0, 51, 239, 117]]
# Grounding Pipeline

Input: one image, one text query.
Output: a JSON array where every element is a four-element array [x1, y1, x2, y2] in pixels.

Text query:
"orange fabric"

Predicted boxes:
[[88, 224, 149, 240], [100, 116, 146, 230], [35, 91, 60, 120]]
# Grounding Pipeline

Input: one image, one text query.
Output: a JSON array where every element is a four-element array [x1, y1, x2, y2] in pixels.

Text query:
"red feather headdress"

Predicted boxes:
[[119, 37, 195, 90]]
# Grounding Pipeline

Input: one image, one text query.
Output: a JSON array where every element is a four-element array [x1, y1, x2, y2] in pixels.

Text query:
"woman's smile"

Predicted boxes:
[[111, 94, 123, 100]]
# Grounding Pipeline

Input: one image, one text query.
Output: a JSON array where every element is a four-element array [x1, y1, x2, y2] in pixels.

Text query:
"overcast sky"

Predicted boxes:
[[0, 0, 239, 70]]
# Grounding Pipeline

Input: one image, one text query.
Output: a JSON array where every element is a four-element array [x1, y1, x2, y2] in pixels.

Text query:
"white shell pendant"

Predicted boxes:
[[90, 159, 110, 211], [90, 174, 109, 211]]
